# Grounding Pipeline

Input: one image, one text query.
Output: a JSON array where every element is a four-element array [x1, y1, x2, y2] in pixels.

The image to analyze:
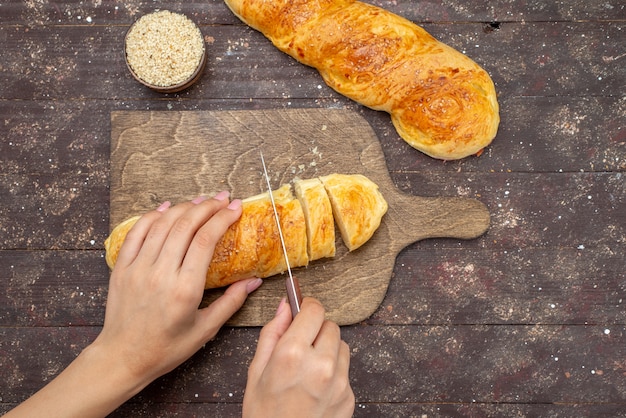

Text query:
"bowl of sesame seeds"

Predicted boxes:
[[124, 10, 207, 93]]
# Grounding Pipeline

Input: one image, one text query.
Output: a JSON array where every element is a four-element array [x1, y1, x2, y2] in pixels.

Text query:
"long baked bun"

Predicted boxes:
[[224, 0, 499, 160], [105, 174, 387, 288]]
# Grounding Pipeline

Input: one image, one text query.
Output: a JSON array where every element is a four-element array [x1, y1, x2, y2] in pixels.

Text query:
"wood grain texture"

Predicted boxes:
[[110, 109, 489, 325]]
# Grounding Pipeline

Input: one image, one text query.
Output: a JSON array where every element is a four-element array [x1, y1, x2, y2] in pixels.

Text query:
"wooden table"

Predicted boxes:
[[1, 0, 624, 416]]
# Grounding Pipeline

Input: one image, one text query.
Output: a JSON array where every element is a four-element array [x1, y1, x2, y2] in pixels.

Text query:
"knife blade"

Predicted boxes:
[[260, 151, 302, 318]]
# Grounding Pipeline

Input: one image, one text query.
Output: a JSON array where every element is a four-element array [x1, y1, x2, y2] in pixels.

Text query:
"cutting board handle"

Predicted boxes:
[[386, 189, 491, 251]]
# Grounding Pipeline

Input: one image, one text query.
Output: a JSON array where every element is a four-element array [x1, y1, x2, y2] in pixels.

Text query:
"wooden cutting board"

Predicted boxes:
[[110, 109, 490, 326]]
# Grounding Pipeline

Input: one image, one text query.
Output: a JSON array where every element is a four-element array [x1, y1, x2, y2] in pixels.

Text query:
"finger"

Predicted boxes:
[[179, 198, 243, 283], [248, 297, 293, 377], [336, 381, 356, 418], [312, 319, 342, 355], [337, 340, 351, 379], [122, 193, 228, 268], [196, 278, 263, 342], [285, 297, 326, 346], [114, 206, 168, 269], [132, 200, 199, 267], [157, 196, 232, 271], [335, 341, 355, 415]]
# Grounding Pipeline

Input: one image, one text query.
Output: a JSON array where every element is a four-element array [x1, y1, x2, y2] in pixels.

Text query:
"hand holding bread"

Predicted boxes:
[[105, 174, 388, 289], [224, 0, 499, 160]]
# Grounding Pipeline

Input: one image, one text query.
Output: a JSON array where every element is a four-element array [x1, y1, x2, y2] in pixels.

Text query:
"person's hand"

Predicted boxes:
[[93, 192, 263, 387], [243, 297, 355, 418], [6, 192, 263, 418]]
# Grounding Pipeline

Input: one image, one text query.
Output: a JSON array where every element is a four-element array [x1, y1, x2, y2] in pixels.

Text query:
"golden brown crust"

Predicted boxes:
[[224, 0, 499, 159], [294, 177, 336, 261], [320, 174, 388, 251]]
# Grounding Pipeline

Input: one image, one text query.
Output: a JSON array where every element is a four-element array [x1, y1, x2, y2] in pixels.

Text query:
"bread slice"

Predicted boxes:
[[294, 177, 336, 261], [320, 174, 388, 251]]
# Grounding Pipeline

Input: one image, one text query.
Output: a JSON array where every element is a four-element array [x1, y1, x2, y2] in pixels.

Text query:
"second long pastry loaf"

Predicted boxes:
[[224, 0, 500, 160]]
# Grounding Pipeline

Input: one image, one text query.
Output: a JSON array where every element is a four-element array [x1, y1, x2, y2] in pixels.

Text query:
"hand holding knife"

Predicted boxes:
[[260, 151, 303, 318]]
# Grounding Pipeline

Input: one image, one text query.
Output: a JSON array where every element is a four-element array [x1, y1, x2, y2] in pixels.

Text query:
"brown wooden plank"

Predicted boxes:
[[1, 243, 623, 328], [3, 401, 625, 417], [1, 22, 623, 100], [348, 325, 626, 404], [478, 22, 626, 98], [0, 0, 240, 26], [370, 247, 626, 325], [109, 402, 626, 418], [354, 404, 626, 417], [0, 250, 108, 327], [2, 325, 625, 405], [1, 0, 622, 26], [2, 97, 622, 179], [108, 401, 626, 417], [0, 171, 109, 250]]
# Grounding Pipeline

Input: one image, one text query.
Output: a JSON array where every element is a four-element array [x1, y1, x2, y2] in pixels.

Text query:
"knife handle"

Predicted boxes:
[[286, 276, 303, 318]]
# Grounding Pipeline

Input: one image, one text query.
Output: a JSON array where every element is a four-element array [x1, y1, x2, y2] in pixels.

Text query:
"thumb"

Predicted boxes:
[[197, 278, 263, 342], [249, 298, 292, 376]]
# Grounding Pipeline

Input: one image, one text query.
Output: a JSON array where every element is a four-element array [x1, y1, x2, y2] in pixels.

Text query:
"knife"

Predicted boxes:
[[260, 151, 302, 318]]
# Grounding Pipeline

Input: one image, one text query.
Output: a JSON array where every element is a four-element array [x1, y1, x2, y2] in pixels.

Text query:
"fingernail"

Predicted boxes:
[[213, 190, 230, 201], [192, 196, 207, 205], [156, 201, 171, 212], [227, 199, 242, 210], [275, 297, 287, 317], [246, 278, 263, 294]]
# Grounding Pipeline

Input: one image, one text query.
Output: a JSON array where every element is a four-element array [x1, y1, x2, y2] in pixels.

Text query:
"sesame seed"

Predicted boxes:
[[125, 10, 204, 87]]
